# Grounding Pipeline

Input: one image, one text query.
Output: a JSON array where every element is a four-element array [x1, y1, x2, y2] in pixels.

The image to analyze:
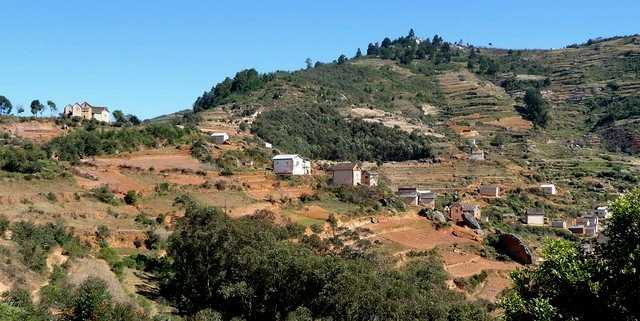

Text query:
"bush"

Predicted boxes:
[[10, 221, 88, 272], [124, 190, 139, 205], [91, 185, 119, 205]]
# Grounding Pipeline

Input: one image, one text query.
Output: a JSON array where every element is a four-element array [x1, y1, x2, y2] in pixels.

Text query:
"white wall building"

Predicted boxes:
[[526, 208, 545, 226], [540, 183, 557, 195], [63, 101, 110, 122], [210, 132, 229, 144], [272, 154, 311, 176]]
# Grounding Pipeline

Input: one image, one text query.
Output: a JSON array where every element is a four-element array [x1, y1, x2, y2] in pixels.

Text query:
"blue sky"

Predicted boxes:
[[1, 0, 638, 119]]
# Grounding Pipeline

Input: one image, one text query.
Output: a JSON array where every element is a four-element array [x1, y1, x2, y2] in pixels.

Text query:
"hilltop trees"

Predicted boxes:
[[30, 100, 44, 116], [364, 30, 455, 65], [522, 88, 550, 128], [193, 68, 272, 112], [112, 110, 142, 126], [0, 96, 12, 115], [501, 188, 640, 321], [46, 100, 57, 115]]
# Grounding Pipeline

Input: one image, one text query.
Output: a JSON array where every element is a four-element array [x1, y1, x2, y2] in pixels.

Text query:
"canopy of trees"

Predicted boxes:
[[521, 88, 550, 127], [165, 202, 490, 321], [366, 30, 455, 65], [193, 69, 273, 112], [251, 106, 433, 162], [501, 188, 640, 321]]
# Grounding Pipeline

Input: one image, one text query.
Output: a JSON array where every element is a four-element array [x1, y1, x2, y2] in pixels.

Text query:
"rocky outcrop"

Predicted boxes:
[[497, 233, 534, 265], [462, 212, 481, 230]]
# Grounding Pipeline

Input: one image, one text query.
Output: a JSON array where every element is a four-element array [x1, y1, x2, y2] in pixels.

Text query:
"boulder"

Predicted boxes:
[[462, 212, 482, 230], [497, 233, 534, 265], [432, 211, 447, 224]]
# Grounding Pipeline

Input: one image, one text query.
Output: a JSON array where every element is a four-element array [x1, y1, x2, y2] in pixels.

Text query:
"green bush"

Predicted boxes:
[[10, 221, 87, 272], [124, 190, 139, 205], [91, 185, 119, 205]]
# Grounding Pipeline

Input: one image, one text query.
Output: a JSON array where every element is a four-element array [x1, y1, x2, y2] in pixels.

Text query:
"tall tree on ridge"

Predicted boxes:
[[0, 95, 12, 115]]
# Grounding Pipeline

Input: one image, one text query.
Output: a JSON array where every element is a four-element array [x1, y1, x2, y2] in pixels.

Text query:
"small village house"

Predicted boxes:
[[264, 142, 273, 149], [576, 215, 599, 231], [526, 208, 545, 226], [470, 149, 485, 161], [569, 225, 585, 235], [479, 184, 500, 198], [361, 171, 378, 187], [551, 219, 567, 229], [330, 163, 362, 186], [540, 183, 557, 195], [449, 203, 481, 222], [595, 206, 610, 219], [462, 204, 481, 220], [418, 190, 436, 209], [210, 132, 229, 144], [397, 187, 418, 206], [63, 101, 110, 122], [272, 154, 311, 176]]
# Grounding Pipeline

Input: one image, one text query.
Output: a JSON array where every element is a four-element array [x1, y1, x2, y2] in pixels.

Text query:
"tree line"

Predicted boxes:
[[0, 96, 57, 116]]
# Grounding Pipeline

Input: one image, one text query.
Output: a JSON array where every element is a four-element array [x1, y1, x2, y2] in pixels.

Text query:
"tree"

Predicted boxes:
[[69, 278, 112, 321], [16, 106, 24, 115], [0, 96, 12, 115], [112, 110, 127, 125], [381, 37, 392, 48], [29, 100, 44, 117], [126, 114, 141, 125], [522, 88, 550, 128], [408, 28, 416, 38], [500, 188, 640, 321], [367, 42, 379, 56], [304, 58, 313, 69], [337, 54, 348, 65], [354, 48, 362, 58], [46, 100, 57, 116]]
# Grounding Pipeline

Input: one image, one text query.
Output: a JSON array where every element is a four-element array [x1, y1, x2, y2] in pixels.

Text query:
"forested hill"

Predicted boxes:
[[191, 30, 640, 159]]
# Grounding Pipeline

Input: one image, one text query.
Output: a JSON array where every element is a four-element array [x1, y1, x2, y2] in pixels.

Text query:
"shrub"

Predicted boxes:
[[91, 185, 119, 205], [124, 190, 139, 205]]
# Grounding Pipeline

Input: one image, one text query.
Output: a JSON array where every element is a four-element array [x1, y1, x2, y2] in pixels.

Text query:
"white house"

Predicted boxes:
[[264, 142, 273, 149], [595, 206, 610, 219], [210, 132, 229, 144], [272, 154, 311, 176], [540, 184, 557, 195], [63, 101, 110, 122], [526, 208, 545, 226], [418, 190, 436, 209], [470, 149, 485, 161]]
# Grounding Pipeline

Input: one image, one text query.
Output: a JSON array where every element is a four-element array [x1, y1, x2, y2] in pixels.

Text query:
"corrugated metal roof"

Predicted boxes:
[[272, 154, 301, 160]]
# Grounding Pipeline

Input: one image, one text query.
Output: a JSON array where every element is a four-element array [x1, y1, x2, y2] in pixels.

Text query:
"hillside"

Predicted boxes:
[[1, 31, 639, 320]]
